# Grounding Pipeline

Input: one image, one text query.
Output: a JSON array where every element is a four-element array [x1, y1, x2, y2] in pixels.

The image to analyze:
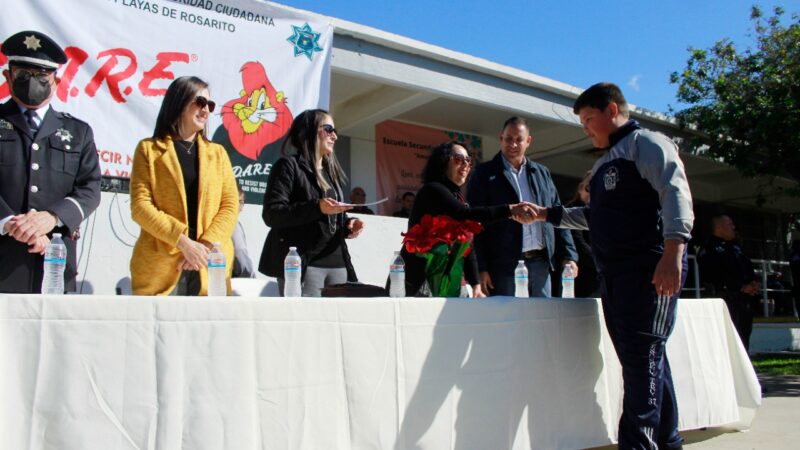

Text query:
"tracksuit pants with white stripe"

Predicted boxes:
[[601, 264, 686, 450]]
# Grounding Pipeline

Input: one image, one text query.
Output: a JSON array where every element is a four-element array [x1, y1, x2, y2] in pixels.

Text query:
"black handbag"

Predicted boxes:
[[321, 282, 388, 297]]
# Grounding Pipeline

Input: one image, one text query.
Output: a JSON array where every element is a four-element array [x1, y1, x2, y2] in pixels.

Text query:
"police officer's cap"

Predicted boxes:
[[2, 31, 66, 70]]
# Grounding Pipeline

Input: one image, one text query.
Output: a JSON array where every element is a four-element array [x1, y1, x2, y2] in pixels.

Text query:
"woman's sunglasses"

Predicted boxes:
[[450, 153, 474, 166], [321, 124, 338, 136], [194, 96, 216, 113]]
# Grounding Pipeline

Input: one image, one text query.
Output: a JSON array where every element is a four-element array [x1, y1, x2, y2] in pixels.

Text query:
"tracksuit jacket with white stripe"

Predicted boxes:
[[547, 119, 694, 273]]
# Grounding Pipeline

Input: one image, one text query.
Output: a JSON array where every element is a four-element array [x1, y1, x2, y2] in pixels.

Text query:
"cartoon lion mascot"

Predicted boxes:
[[215, 61, 293, 160]]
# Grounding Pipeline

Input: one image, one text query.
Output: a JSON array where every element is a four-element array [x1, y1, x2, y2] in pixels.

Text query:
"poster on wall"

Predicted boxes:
[[0, 0, 332, 203], [375, 120, 482, 216]]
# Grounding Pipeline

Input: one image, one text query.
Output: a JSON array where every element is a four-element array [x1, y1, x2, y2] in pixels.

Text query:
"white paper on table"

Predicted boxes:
[[338, 197, 390, 207]]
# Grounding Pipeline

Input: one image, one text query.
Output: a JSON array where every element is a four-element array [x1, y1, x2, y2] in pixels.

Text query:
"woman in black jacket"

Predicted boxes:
[[566, 170, 601, 298], [258, 109, 364, 296], [402, 141, 532, 297]]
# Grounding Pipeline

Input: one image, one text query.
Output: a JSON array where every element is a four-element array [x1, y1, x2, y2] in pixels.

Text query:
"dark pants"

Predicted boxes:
[[723, 292, 755, 352], [602, 267, 684, 450], [277, 266, 348, 297], [170, 271, 201, 296], [489, 253, 552, 298]]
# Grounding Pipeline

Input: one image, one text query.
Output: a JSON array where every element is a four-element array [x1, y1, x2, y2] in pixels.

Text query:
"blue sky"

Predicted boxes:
[[279, 0, 795, 114]]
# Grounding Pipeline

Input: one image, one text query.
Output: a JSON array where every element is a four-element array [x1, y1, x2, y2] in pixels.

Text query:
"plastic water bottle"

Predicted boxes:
[[207, 241, 227, 296], [389, 251, 405, 297], [561, 264, 576, 298], [284, 247, 302, 297], [460, 279, 470, 298], [514, 260, 528, 298], [41, 233, 67, 295]]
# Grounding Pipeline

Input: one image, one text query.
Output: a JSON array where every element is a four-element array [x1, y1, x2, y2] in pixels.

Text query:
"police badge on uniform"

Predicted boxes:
[[0, 119, 12, 138], [55, 128, 73, 142], [604, 166, 619, 191]]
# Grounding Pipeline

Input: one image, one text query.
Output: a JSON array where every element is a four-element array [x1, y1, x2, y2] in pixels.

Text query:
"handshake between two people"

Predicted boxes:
[[509, 202, 547, 225]]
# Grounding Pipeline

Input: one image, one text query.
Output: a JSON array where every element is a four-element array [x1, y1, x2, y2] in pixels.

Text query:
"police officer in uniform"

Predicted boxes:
[[698, 214, 760, 351], [0, 31, 101, 293]]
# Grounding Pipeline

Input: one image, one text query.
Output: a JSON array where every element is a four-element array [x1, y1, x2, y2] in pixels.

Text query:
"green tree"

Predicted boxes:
[[670, 6, 800, 198]]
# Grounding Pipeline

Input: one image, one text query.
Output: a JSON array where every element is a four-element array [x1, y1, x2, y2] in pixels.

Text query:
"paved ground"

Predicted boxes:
[[588, 374, 800, 450]]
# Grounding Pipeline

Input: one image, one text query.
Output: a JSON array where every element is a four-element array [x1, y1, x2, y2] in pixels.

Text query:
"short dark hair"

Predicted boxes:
[[573, 82, 629, 117], [422, 140, 467, 184], [401, 192, 415, 200], [710, 214, 731, 233], [153, 76, 209, 140], [710, 213, 730, 223], [502, 116, 529, 132]]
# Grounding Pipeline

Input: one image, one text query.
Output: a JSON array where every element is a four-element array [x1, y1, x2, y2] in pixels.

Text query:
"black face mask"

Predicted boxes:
[[12, 74, 52, 106]]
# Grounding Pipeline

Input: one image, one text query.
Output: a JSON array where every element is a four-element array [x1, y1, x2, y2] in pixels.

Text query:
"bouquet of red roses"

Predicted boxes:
[[402, 214, 483, 297]]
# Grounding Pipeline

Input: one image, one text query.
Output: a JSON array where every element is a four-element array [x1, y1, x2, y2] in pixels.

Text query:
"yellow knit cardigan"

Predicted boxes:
[[129, 135, 238, 295]]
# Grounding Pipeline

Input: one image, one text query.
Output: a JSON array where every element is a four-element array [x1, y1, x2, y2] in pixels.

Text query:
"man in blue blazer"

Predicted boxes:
[[467, 117, 577, 297]]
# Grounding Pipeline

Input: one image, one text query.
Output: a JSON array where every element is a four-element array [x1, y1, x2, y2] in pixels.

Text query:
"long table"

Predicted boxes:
[[0, 295, 760, 450]]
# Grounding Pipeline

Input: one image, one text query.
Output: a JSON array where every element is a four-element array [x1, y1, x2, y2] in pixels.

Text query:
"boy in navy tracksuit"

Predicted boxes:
[[541, 83, 694, 449]]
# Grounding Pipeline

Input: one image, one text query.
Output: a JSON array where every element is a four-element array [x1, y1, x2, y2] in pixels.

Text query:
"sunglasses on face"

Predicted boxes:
[[194, 96, 216, 113], [12, 67, 55, 83], [321, 124, 338, 136], [450, 153, 474, 166]]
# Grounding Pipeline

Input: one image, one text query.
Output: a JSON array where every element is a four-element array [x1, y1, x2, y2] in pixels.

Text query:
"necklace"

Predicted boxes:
[[322, 170, 340, 234], [176, 139, 196, 155], [325, 187, 339, 234]]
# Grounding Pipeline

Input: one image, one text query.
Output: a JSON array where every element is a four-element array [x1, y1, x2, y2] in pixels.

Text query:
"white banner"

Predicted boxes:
[[0, 0, 332, 203]]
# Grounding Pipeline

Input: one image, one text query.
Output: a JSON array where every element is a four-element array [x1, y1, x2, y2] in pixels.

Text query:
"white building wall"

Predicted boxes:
[[348, 136, 378, 202]]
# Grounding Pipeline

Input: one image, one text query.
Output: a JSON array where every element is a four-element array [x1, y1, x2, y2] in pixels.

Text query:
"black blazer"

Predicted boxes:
[[565, 199, 600, 297], [401, 179, 510, 296], [258, 154, 357, 281], [467, 152, 577, 276], [0, 100, 101, 293]]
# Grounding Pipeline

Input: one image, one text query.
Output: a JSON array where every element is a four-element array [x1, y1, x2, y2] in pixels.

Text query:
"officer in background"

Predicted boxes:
[[0, 31, 101, 293], [698, 214, 760, 351]]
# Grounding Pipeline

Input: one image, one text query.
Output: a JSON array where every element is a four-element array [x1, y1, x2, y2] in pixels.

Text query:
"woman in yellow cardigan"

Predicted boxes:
[[130, 76, 238, 295]]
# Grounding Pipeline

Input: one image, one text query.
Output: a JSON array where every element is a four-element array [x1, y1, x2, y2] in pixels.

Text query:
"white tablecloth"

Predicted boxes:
[[0, 295, 760, 450]]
